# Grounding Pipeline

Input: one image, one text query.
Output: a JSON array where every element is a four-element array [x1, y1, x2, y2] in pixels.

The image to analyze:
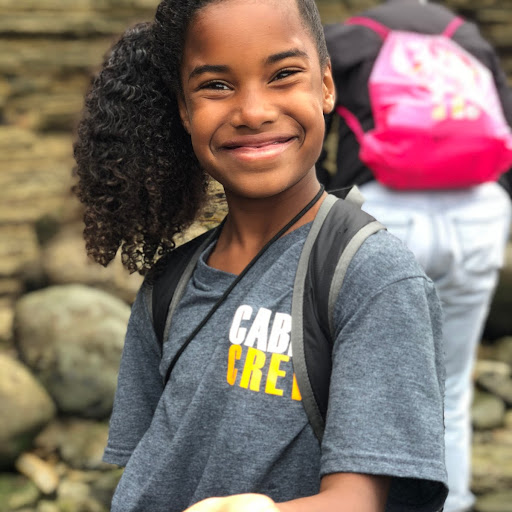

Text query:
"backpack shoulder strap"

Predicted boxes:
[[291, 187, 385, 442], [151, 228, 219, 348]]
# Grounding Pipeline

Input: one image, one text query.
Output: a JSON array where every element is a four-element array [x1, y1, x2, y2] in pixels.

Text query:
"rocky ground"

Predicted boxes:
[[1, 279, 512, 512], [1, 0, 512, 511]]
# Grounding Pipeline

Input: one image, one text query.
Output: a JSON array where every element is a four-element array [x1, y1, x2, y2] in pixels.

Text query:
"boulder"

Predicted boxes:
[[15, 452, 59, 495], [89, 468, 124, 508], [0, 473, 39, 512], [0, 225, 39, 277], [5, 92, 85, 132], [0, 354, 56, 469], [477, 372, 512, 407], [14, 285, 130, 418], [494, 337, 512, 367], [472, 442, 512, 494], [0, 298, 15, 343], [476, 490, 512, 512], [34, 419, 111, 471], [474, 359, 511, 380], [41, 226, 143, 304], [472, 389, 506, 430], [57, 479, 107, 512]]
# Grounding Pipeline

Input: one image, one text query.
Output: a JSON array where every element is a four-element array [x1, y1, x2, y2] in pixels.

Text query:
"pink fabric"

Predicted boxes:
[[442, 17, 464, 38], [337, 18, 512, 190], [345, 17, 390, 40]]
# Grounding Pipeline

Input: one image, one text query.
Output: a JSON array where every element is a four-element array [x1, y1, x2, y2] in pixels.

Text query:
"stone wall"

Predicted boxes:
[[1, 0, 512, 342], [1, 1, 512, 511]]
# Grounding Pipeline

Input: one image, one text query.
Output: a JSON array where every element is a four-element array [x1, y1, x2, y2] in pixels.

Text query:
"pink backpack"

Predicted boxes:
[[337, 16, 512, 190]]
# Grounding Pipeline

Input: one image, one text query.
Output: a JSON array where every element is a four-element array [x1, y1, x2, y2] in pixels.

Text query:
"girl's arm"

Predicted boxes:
[[278, 473, 390, 512], [183, 473, 390, 512]]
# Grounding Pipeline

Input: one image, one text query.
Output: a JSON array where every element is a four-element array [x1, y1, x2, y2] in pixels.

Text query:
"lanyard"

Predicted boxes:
[[163, 185, 325, 385]]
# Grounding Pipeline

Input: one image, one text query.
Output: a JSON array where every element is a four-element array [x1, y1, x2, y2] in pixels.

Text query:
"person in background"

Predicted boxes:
[[318, 1, 512, 511]]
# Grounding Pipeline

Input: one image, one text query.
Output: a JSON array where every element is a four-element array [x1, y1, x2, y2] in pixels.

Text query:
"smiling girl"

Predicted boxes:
[[73, 1, 447, 511]]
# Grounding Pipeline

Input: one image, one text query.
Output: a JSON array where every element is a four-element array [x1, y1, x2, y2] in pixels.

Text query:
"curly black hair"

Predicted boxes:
[[73, 0, 329, 274]]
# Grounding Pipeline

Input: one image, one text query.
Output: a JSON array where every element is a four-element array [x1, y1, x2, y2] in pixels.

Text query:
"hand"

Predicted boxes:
[[183, 494, 279, 512]]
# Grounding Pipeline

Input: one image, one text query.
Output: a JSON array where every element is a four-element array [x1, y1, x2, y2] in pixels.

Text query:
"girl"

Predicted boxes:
[[73, 0, 448, 511]]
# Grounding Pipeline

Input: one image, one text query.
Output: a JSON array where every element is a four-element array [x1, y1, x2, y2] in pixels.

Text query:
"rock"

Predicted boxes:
[[0, 0, 159, 11], [15, 453, 59, 495], [477, 374, 512, 407], [37, 501, 60, 512], [0, 126, 36, 150], [472, 443, 512, 494], [0, 160, 75, 225], [0, 13, 143, 38], [34, 419, 111, 471], [5, 92, 85, 132], [474, 360, 511, 380], [506, 410, 512, 429], [0, 354, 56, 469], [472, 390, 506, 430], [492, 428, 512, 445], [0, 133, 73, 163], [494, 337, 512, 367], [0, 299, 15, 343], [0, 39, 112, 74], [0, 225, 39, 277], [57, 479, 107, 512], [41, 226, 143, 304], [0, 78, 11, 109], [89, 468, 123, 507], [475, 490, 512, 512], [14, 285, 130, 418], [0, 473, 40, 512]]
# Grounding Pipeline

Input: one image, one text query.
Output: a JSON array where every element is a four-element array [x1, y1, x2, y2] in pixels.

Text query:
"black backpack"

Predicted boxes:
[[150, 188, 385, 442]]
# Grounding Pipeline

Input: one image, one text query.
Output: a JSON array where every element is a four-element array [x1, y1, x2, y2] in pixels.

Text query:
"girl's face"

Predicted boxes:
[[178, 0, 335, 201]]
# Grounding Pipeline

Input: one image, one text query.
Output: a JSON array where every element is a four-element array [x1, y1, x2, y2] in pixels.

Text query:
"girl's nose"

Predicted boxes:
[[231, 88, 279, 129]]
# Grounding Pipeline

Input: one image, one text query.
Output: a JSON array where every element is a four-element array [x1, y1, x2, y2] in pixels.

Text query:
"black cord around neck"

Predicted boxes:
[[163, 185, 325, 386]]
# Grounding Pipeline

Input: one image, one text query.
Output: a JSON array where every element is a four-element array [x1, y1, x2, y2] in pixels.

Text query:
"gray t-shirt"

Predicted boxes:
[[104, 225, 447, 512]]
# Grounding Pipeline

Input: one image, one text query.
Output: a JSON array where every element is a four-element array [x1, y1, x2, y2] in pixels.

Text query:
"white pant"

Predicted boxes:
[[359, 181, 512, 512]]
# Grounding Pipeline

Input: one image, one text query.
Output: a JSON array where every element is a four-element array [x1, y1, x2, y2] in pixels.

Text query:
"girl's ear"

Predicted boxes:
[[178, 95, 191, 134], [322, 61, 336, 114]]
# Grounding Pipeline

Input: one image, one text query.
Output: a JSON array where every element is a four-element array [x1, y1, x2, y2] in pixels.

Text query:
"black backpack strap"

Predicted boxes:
[[152, 228, 218, 348], [291, 188, 385, 442]]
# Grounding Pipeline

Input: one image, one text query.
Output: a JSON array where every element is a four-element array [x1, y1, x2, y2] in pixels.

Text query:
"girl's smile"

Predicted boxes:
[[219, 134, 298, 162], [178, 0, 335, 201]]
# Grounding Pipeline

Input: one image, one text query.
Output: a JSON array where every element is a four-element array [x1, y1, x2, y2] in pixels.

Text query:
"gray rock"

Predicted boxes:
[[0, 473, 40, 512], [494, 337, 512, 367], [35, 419, 111, 471], [477, 373, 512, 407], [474, 360, 511, 380], [0, 225, 39, 277], [15, 453, 59, 495], [505, 410, 512, 429], [37, 501, 60, 512], [57, 479, 107, 512], [472, 390, 506, 430], [14, 285, 130, 419], [89, 468, 124, 507], [472, 443, 512, 494], [41, 227, 143, 304], [0, 354, 56, 468], [475, 490, 512, 512]]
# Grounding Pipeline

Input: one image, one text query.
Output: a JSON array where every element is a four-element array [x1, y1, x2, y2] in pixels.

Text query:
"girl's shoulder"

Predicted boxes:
[[335, 229, 437, 317]]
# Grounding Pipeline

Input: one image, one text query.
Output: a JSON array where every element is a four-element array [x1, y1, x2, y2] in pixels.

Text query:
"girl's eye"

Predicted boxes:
[[200, 81, 230, 91], [272, 69, 301, 82]]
